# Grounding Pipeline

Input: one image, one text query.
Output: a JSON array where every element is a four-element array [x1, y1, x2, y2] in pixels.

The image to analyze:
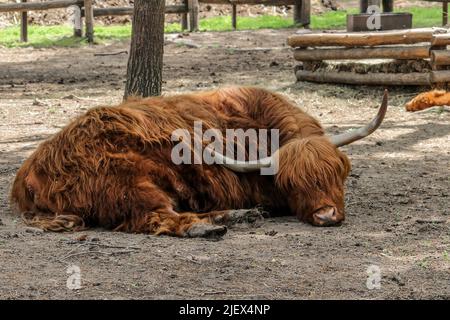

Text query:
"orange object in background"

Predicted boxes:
[[406, 90, 450, 112]]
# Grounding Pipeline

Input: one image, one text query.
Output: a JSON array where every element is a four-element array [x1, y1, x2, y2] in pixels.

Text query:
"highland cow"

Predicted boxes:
[[10, 87, 388, 238]]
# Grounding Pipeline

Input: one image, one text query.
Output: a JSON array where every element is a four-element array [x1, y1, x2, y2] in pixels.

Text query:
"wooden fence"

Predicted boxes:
[[0, 0, 190, 42], [0, 0, 311, 43], [192, 0, 311, 30]]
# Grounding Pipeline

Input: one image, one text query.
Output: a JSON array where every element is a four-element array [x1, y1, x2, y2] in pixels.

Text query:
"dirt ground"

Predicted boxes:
[[0, 29, 449, 299]]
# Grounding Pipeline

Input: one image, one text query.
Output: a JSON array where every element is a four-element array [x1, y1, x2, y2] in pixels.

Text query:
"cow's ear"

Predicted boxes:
[[10, 161, 34, 212]]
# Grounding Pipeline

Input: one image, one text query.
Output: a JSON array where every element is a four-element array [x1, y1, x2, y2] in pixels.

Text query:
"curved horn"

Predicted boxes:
[[330, 90, 388, 147], [206, 148, 272, 172]]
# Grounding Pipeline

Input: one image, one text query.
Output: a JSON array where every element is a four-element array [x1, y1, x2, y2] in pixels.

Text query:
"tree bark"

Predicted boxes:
[[124, 0, 165, 99]]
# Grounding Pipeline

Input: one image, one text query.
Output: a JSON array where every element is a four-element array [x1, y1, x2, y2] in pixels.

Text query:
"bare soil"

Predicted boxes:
[[0, 29, 449, 299]]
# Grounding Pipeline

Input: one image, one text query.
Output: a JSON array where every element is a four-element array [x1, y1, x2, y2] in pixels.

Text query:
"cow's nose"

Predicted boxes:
[[312, 207, 342, 227]]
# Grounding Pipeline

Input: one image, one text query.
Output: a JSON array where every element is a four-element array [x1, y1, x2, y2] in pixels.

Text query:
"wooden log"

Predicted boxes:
[[431, 34, 450, 46], [431, 50, 450, 65], [189, 0, 199, 31], [295, 69, 431, 85], [294, 46, 431, 61], [83, 5, 188, 17], [232, 4, 237, 29], [0, 0, 84, 12], [293, 0, 310, 27], [431, 70, 450, 82], [20, 0, 27, 43], [198, 0, 296, 4], [288, 29, 444, 48], [84, 0, 94, 43]]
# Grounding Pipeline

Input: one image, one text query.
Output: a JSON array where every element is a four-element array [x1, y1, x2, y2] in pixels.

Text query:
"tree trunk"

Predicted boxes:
[[124, 0, 165, 99]]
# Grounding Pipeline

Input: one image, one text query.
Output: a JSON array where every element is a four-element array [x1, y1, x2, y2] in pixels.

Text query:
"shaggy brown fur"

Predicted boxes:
[[10, 87, 351, 237], [406, 90, 450, 112]]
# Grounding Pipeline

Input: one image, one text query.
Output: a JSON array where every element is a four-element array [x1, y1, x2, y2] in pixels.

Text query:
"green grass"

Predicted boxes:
[[0, 6, 444, 48]]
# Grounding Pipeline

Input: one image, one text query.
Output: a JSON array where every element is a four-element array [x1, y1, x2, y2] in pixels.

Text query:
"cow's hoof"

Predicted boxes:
[[224, 208, 267, 228], [186, 223, 227, 239]]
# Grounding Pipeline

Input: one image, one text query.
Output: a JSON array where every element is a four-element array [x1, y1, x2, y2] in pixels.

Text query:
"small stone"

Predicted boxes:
[[24, 227, 44, 235], [265, 230, 278, 236]]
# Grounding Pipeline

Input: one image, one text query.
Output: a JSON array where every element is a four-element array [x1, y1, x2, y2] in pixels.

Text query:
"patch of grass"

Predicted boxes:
[[0, 25, 86, 48], [0, 7, 444, 48], [199, 14, 294, 31], [418, 258, 429, 269], [311, 9, 357, 29], [409, 6, 442, 28]]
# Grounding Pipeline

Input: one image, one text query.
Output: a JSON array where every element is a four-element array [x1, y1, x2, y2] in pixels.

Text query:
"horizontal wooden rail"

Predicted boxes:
[[0, 0, 84, 12], [81, 5, 187, 17], [198, 0, 296, 4]]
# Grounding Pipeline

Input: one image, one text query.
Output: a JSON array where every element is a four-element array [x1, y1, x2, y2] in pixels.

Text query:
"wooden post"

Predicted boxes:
[[84, 0, 94, 43], [443, 1, 448, 26], [20, 0, 27, 42], [232, 4, 237, 30], [360, 0, 381, 13], [360, 0, 369, 13], [294, 0, 310, 28], [382, 0, 393, 12], [188, 0, 199, 31], [181, 0, 188, 30]]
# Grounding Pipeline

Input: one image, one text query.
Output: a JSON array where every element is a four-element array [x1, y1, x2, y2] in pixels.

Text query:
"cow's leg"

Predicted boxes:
[[117, 207, 266, 238], [127, 209, 227, 239], [201, 207, 266, 227], [148, 207, 266, 238]]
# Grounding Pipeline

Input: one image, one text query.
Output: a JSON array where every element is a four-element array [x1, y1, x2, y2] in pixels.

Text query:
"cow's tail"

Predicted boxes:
[[22, 211, 85, 232]]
